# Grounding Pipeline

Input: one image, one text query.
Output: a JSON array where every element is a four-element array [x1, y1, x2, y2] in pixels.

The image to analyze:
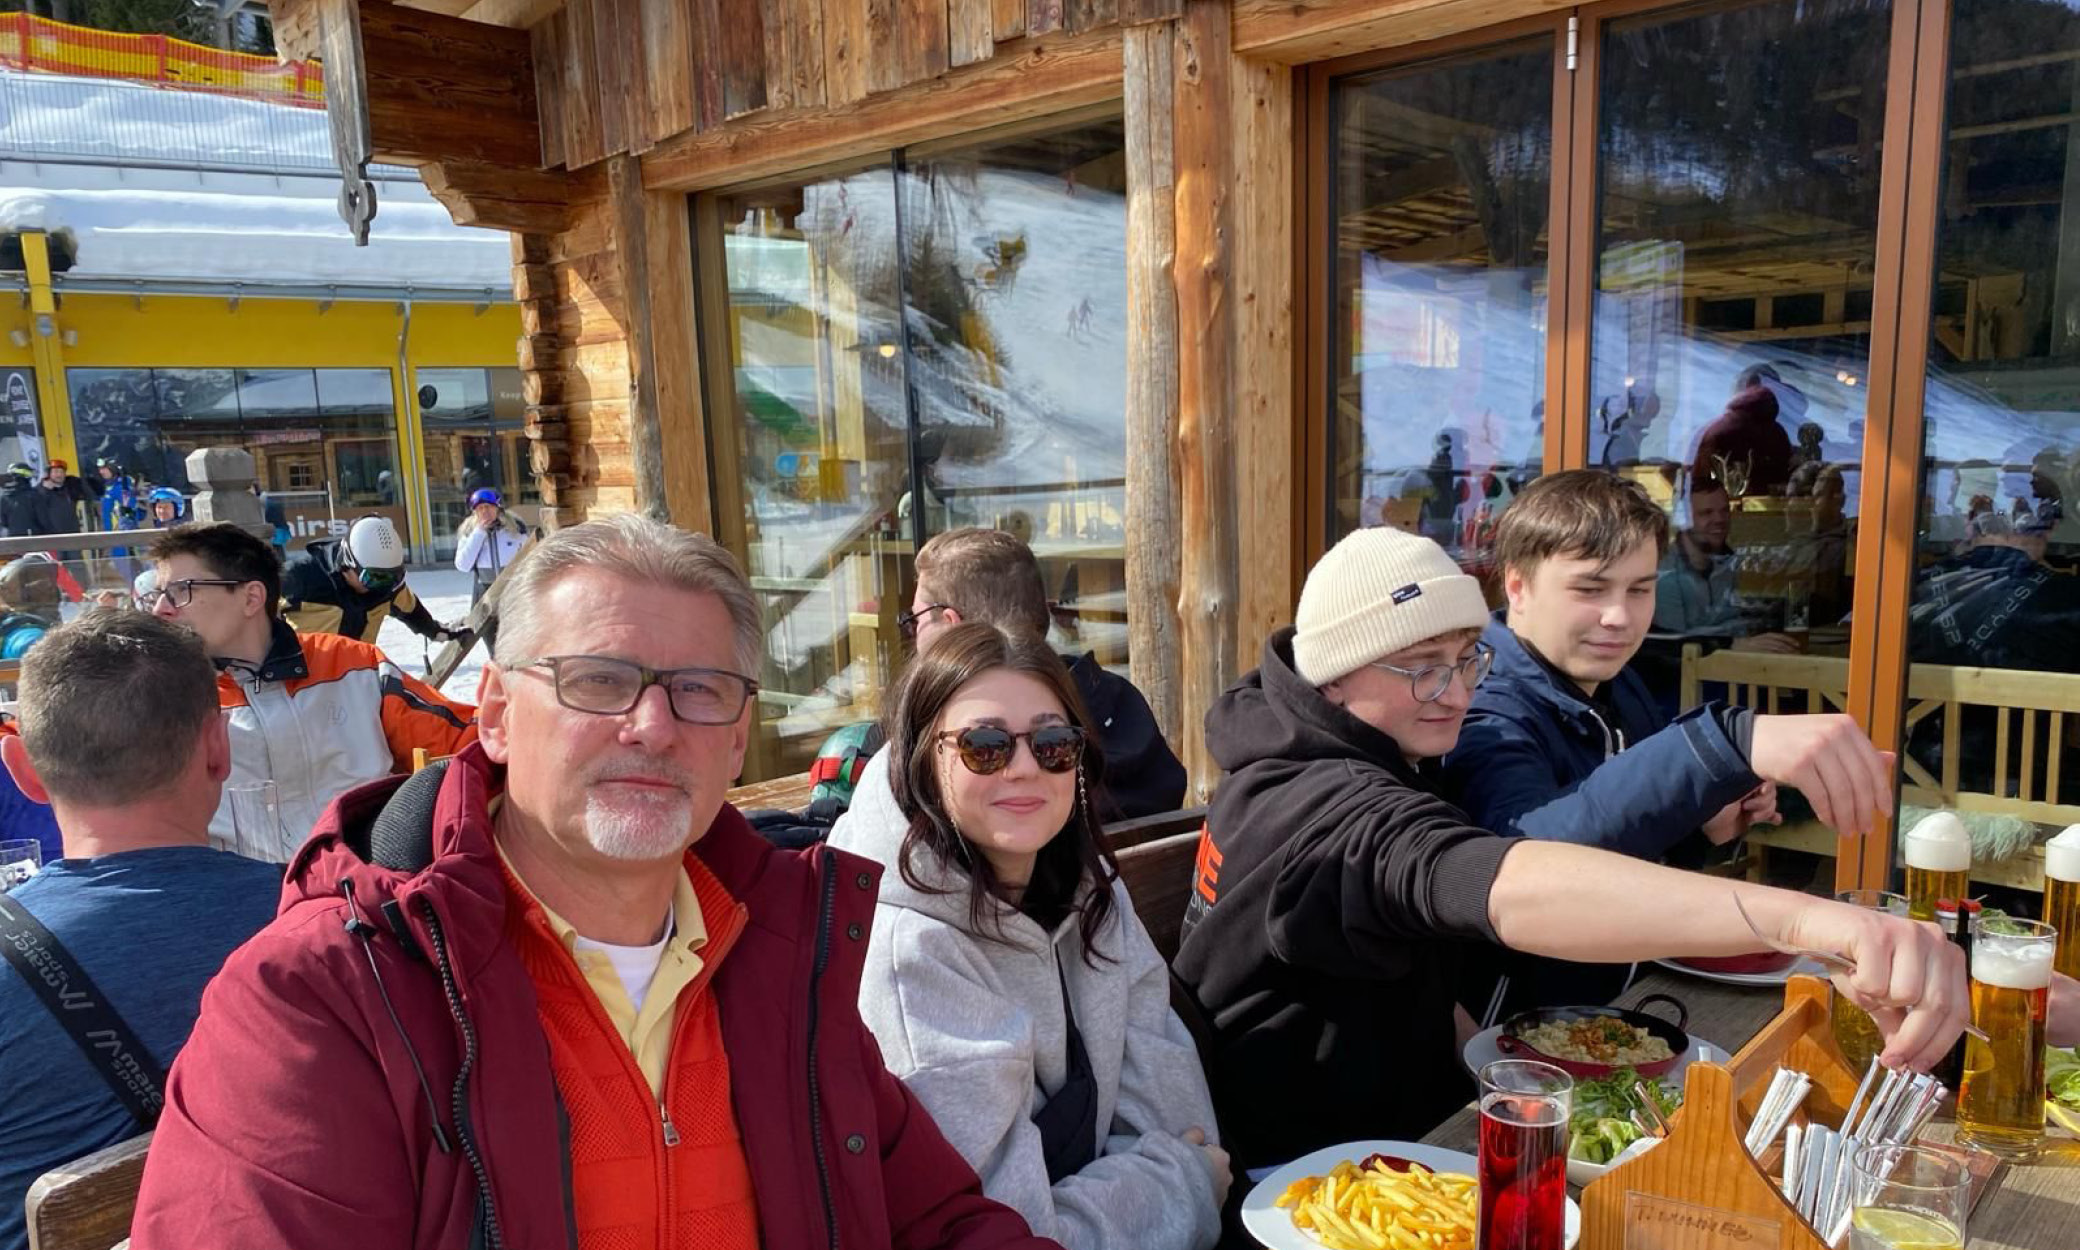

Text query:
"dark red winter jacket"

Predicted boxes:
[[130, 744, 1059, 1250], [1694, 384, 1795, 495]]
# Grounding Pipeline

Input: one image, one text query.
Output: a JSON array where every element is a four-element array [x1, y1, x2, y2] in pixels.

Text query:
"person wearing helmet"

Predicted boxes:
[[281, 515, 458, 645], [0, 462, 35, 537], [145, 487, 186, 527], [452, 487, 527, 606]]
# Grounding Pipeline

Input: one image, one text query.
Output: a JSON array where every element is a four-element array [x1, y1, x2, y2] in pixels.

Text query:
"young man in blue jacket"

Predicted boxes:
[[1441, 470, 1894, 1008]]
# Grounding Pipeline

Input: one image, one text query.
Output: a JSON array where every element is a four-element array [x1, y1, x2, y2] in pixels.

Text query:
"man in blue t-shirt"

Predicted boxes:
[[0, 610, 281, 1250]]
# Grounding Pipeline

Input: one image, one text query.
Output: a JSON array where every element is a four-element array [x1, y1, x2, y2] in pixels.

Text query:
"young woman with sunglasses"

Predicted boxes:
[[829, 624, 1228, 1250]]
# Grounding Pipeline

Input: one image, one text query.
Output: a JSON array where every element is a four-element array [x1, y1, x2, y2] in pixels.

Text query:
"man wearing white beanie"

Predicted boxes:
[[1172, 526, 1969, 1174]]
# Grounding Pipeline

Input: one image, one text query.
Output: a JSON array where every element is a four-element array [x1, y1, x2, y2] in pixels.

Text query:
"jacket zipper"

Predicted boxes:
[[806, 848, 841, 1250], [422, 901, 507, 1250], [1584, 705, 1627, 760]]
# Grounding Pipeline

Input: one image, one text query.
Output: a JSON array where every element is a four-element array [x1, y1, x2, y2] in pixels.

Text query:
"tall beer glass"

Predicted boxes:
[[1832, 890, 1907, 1072], [1478, 1060, 1571, 1250], [2045, 824, 2079, 980], [1956, 915, 2055, 1160], [1902, 812, 1970, 923]]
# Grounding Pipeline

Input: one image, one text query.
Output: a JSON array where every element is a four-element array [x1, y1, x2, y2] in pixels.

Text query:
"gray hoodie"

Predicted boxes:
[[830, 751, 1223, 1250]]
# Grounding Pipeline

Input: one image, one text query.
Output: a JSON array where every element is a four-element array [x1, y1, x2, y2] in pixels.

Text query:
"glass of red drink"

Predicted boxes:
[[1478, 1059, 1573, 1250]]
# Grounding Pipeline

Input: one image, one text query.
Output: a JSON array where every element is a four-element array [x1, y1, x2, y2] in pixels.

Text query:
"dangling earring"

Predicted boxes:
[[1075, 764, 1089, 820]]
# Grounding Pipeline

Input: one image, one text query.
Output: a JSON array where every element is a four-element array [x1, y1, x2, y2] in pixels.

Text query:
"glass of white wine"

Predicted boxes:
[[1846, 1145, 1968, 1250]]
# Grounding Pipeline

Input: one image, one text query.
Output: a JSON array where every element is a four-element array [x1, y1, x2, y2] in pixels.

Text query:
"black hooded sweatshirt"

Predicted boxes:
[[1173, 627, 1516, 1170]]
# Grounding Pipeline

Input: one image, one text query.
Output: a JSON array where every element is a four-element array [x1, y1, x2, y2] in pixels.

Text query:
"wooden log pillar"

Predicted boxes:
[[608, 153, 678, 522], [1173, 0, 1239, 801], [1123, 22, 1186, 759]]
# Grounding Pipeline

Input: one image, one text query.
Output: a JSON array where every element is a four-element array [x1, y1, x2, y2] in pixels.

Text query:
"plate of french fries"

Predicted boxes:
[[1240, 1141, 1580, 1250]]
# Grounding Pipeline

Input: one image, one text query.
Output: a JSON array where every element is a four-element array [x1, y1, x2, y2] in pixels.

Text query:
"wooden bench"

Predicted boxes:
[[1679, 644, 2080, 889], [1113, 825, 1205, 962], [25, 1132, 150, 1250]]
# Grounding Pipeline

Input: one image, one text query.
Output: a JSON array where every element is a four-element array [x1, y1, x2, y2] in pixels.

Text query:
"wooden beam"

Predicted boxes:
[[1232, 0, 1572, 64], [354, 2, 544, 169], [1232, 53, 1298, 674], [642, 28, 1122, 190], [608, 154, 672, 520], [641, 193, 714, 532], [1123, 21, 1185, 757], [1173, 0, 1237, 801], [420, 159, 600, 233], [458, 0, 566, 27]]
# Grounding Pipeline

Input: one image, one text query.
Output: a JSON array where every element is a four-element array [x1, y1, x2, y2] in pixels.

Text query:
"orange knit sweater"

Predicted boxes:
[[505, 855, 762, 1250]]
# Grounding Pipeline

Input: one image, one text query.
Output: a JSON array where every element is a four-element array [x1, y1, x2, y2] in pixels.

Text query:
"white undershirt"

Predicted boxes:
[[573, 916, 674, 1012]]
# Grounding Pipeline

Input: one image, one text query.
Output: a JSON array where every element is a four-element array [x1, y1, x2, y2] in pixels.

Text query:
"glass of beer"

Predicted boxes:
[[1846, 1144, 1968, 1250], [1957, 915, 2055, 1160], [1478, 1060, 1571, 1250], [2045, 824, 2079, 980], [1902, 812, 1971, 923], [1831, 890, 1908, 1072]]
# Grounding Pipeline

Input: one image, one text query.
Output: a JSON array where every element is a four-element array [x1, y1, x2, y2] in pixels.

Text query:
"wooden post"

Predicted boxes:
[[1231, 54, 1297, 674], [1173, 0, 1238, 800], [608, 153, 673, 522], [1123, 22, 1185, 757]]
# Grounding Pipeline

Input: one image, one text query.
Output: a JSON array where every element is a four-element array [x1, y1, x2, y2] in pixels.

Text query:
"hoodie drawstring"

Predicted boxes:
[[342, 880, 453, 1155]]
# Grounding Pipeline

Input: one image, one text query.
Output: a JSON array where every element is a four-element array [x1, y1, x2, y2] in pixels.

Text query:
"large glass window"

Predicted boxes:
[[1896, 0, 2078, 905], [63, 365, 406, 548], [417, 366, 532, 561], [1327, 41, 1554, 571], [705, 115, 1129, 779], [1592, 0, 1892, 671]]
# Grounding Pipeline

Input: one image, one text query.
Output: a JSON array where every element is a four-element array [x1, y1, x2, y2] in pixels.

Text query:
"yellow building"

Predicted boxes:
[[0, 49, 525, 560]]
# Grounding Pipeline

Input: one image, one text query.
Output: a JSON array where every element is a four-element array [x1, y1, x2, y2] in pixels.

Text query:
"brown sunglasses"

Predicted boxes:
[[934, 725, 1086, 775]]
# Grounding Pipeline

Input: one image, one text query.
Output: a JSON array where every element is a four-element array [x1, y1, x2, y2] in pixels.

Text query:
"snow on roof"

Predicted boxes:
[[0, 71, 511, 293]]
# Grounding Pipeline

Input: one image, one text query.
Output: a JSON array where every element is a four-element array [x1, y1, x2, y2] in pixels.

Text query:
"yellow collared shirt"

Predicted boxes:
[[497, 838, 707, 1098]]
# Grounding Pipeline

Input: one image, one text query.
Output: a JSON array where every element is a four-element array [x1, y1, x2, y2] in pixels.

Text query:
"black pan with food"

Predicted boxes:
[[1494, 993, 1690, 1079]]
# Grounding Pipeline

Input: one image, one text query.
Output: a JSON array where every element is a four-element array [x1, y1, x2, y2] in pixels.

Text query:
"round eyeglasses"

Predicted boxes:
[[934, 725, 1086, 775], [513, 655, 758, 725], [1369, 643, 1495, 704]]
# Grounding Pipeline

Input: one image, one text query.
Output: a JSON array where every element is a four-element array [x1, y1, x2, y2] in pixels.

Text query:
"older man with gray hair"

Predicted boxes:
[[134, 513, 1059, 1250], [0, 612, 281, 1250]]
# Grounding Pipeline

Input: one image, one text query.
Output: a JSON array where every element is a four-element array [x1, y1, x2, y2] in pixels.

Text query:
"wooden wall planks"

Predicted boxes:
[[513, 0, 1151, 170]]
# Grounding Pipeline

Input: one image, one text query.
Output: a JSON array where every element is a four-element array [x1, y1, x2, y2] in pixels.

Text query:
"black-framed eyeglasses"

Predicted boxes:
[[512, 655, 758, 725], [142, 578, 246, 610], [897, 603, 952, 641], [934, 724, 1086, 775], [1369, 643, 1495, 704]]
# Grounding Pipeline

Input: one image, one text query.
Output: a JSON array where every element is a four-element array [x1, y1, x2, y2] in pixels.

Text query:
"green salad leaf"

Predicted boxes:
[[2047, 1047, 2079, 1112], [1566, 1068, 1683, 1165]]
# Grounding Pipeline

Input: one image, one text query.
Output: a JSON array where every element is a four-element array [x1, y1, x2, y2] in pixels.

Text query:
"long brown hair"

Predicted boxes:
[[884, 622, 1119, 962]]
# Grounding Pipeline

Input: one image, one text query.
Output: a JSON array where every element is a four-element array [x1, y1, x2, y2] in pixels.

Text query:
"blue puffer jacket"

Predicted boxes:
[[1442, 613, 1758, 861]]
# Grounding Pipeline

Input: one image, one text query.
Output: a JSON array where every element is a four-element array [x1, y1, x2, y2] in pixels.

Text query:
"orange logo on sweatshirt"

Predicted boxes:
[[1192, 824, 1222, 905]]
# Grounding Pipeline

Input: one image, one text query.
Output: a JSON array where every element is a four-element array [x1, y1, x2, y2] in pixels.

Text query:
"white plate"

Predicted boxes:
[[1462, 1025, 1732, 1079], [1241, 1140, 1580, 1250], [1564, 1122, 1665, 1188], [1651, 955, 1831, 987]]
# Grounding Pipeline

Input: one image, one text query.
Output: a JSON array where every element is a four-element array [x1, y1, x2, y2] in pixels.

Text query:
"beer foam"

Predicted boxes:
[[2047, 824, 2080, 883], [1973, 939, 2055, 991], [1904, 811, 1972, 872]]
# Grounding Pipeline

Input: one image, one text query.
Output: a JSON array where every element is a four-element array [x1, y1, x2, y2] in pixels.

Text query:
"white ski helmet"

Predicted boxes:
[[345, 515, 407, 572]]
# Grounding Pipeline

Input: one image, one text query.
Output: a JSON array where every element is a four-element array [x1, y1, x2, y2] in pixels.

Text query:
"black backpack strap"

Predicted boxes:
[[0, 891, 166, 1129]]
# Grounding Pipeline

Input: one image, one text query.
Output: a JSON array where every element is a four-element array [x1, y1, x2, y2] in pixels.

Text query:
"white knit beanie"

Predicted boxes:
[[1292, 527, 1491, 687]]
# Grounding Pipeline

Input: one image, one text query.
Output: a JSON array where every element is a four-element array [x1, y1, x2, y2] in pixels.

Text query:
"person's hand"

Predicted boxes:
[[1703, 783, 1780, 845], [1733, 631, 1804, 654], [1181, 1126, 1232, 1209], [2052, 972, 2078, 1049], [1779, 894, 1968, 1071], [1748, 715, 1894, 836]]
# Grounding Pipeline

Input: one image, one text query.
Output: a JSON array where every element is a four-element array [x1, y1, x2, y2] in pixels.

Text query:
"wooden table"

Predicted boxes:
[[1421, 967, 2079, 1250]]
